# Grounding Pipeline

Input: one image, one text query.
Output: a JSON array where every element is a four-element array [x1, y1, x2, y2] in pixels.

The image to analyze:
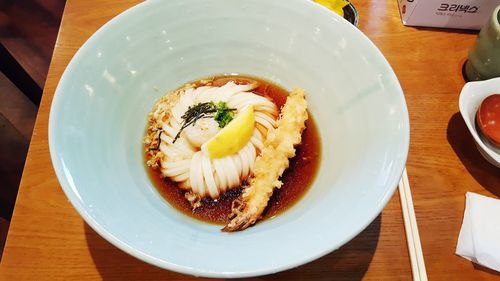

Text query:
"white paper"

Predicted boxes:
[[456, 192, 500, 272]]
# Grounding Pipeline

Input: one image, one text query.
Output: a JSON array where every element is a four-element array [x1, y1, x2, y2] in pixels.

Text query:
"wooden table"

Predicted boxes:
[[1, 0, 499, 280]]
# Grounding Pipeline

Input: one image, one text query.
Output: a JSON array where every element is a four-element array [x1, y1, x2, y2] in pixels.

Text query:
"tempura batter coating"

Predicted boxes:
[[223, 88, 308, 231]]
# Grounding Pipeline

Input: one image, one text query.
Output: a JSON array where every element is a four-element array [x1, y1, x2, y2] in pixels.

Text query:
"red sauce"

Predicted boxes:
[[146, 75, 321, 224], [476, 94, 500, 147]]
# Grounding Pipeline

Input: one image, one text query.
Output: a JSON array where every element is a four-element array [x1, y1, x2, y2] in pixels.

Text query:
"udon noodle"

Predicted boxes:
[[145, 77, 309, 231]]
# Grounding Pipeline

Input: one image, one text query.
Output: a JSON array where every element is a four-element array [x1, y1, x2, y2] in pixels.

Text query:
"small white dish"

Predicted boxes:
[[459, 77, 500, 168]]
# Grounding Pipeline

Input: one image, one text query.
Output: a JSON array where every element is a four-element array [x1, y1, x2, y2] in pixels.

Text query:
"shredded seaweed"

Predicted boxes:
[[173, 101, 236, 143], [148, 131, 163, 151]]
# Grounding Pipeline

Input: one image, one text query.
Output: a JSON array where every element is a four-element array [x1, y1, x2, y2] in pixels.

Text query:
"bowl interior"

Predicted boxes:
[[49, 0, 409, 277]]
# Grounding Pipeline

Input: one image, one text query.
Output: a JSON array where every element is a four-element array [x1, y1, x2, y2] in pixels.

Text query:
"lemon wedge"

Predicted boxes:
[[314, 0, 349, 17], [201, 106, 255, 159]]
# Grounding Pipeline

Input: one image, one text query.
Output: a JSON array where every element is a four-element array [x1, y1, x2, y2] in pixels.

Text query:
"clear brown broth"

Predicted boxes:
[[146, 75, 321, 224]]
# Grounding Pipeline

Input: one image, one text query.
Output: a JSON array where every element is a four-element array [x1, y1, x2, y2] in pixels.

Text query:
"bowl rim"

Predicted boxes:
[[48, 0, 410, 277]]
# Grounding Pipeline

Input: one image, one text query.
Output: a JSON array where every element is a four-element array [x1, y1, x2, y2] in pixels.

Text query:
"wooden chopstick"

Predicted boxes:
[[398, 168, 428, 281]]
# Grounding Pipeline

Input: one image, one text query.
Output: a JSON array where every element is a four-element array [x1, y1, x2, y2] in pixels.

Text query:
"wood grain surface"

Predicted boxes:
[[0, 0, 498, 280]]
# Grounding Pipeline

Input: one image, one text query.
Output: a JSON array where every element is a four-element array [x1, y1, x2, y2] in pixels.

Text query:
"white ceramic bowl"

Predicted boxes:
[[459, 77, 500, 168], [49, 0, 409, 277]]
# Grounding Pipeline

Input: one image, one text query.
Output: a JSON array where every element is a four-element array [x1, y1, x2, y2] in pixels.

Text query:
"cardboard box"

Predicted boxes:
[[398, 1, 500, 30]]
